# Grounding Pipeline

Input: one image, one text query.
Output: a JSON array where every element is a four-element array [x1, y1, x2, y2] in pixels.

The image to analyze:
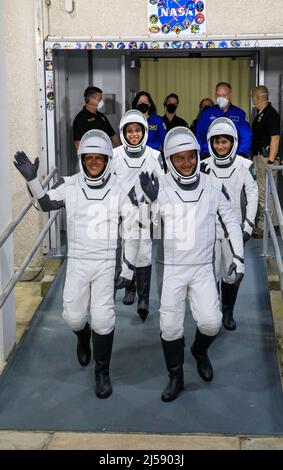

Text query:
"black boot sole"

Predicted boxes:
[[96, 388, 112, 399], [191, 347, 213, 382], [161, 384, 184, 402], [77, 351, 91, 366], [95, 376, 112, 399], [77, 344, 91, 366], [222, 319, 236, 331], [138, 308, 148, 321], [123, 297, 135, 305]]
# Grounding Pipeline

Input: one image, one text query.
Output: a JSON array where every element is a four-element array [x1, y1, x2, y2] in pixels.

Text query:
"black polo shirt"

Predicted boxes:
[[163, 114, 188, 131], [73, 106, 116, 141], [252, 103, 280, 154]]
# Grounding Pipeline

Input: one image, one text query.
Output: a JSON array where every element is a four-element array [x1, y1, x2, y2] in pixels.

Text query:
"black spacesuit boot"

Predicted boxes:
[[221, 281, 240, 331], [161, 336, 184, 402], [123, 275, 136, 305], [136, 265, 152, 321], [73, 322, 91, 366], [92, 330, 114, 399], [191, 328, 216, 382]]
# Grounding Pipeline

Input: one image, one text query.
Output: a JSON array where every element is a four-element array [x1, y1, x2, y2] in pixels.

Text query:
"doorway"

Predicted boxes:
[[140, 56, 251, 127], [53, 50, 259, 177]]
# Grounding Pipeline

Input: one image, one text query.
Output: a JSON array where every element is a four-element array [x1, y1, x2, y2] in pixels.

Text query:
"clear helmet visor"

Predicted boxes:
[[78, 130, 113, 186], [164, 127, 200, 185], [207, 117, 238, 165], [120, 110, 148, 153]]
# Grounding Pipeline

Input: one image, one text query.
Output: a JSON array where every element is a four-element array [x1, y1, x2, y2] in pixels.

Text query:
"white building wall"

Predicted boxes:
[[47, 0, 283, 37], [5, 0, 42, 269], [0, 1, 16, 362]]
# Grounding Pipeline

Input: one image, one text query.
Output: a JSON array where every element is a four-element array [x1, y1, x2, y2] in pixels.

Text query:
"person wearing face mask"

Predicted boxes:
[[196, 82, 252, 160], [73, 86, 121, 150], [139, 127, 244, 402], [132, 91, 167, 152], [203, 118, 258, 331], [162, 93, 188, 131], [190, 97, 214, 135]]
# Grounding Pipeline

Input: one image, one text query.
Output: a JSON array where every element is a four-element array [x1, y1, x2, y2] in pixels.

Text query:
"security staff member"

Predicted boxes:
[[196, 82, 252, 159], [162, 93, 188, 131], [251, 85, 280, 238], [73, 86, 121, 149]]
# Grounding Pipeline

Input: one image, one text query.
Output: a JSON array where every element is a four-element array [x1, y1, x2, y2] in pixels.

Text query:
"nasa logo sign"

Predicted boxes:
[[148, 0, 206, 37]]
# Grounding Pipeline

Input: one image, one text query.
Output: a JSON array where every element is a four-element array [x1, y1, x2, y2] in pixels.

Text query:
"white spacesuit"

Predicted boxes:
[[113, 109, 164, 320], [204, 117, 258, 330], [14, 130, 139, 399], [139, 126, 244, 402]]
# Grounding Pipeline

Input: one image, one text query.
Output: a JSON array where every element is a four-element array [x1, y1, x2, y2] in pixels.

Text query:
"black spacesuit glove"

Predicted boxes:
[[139, 171, 159, 203], [228, 262, 244, 288], [115, 276, 133, 289], [14, 151, 39, 181], [243, 231, 251, 244]]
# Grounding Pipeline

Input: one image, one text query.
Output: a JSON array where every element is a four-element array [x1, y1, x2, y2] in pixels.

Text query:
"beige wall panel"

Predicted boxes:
[[207, 0, 283, 35], [47, 0, 283, 37], [4, 0, 42, 267], [49, 0, 147, 37]]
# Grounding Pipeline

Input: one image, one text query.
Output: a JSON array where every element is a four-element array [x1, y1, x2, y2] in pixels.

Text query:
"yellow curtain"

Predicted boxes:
[[140, 57, 250, 126]]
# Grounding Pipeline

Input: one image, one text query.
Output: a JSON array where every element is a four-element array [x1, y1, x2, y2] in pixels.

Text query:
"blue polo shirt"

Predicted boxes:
[[147, 113, 167, 151], [196, 104, 252, 158]]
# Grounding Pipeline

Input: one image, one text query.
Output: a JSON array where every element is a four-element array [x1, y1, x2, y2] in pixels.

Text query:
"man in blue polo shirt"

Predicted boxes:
[[196, 82, 252, 160]]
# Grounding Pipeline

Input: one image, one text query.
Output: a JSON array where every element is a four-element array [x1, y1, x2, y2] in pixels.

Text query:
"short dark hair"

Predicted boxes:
[[164, 93, 179, 105], [84, 86, 103, 100], [212, 134, 234, 144], [215, 82, 231, 91], [132, 91, 157, 115]]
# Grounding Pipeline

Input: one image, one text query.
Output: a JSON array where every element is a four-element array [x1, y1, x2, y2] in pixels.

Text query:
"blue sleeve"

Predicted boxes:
[[237, 112, 252, 158], [195, 111, 209, 155], [158, 118, 167, 150]]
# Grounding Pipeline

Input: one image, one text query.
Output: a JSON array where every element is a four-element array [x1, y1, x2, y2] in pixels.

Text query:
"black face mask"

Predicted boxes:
[[166, 103, 177, 113], [201, 105, 211, 112], [137, 103, 149, 114]]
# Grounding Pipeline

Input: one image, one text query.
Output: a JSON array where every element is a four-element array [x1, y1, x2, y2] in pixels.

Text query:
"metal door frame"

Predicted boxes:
[[39, 35, 283, 252]]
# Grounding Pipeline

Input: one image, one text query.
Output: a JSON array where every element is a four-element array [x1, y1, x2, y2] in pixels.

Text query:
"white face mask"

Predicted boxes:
[[97, 99, 104, 110], [217, 97, 229, 110]]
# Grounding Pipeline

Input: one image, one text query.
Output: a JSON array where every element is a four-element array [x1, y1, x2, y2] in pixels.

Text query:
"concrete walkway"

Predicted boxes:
[[0, 258, 282, 450], [0, 430, 282, 450]]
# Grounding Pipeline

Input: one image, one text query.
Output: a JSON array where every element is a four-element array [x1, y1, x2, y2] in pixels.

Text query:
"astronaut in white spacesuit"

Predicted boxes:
[[113, 110, 164, 321], [14, 130, 139, 399], [139, 127, 244, 402], [204, 118, 258, 330]]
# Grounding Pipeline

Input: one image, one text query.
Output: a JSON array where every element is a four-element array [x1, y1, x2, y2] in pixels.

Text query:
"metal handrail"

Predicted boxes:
[[263, 165, 283, 298], [0, 211, 59, 310], [0, 166, 60, 311], [0, 167, 57, 249]]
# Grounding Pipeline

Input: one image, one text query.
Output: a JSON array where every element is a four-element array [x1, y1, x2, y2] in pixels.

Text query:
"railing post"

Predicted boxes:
[[263, 166, 283, 299], [55, 212, 62, 257], [263, 168, 270, 257], [0, 3, 16, 363]]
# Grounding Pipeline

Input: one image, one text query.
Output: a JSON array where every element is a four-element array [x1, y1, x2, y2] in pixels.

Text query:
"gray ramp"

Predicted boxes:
[[0, 239, 282, 435]]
